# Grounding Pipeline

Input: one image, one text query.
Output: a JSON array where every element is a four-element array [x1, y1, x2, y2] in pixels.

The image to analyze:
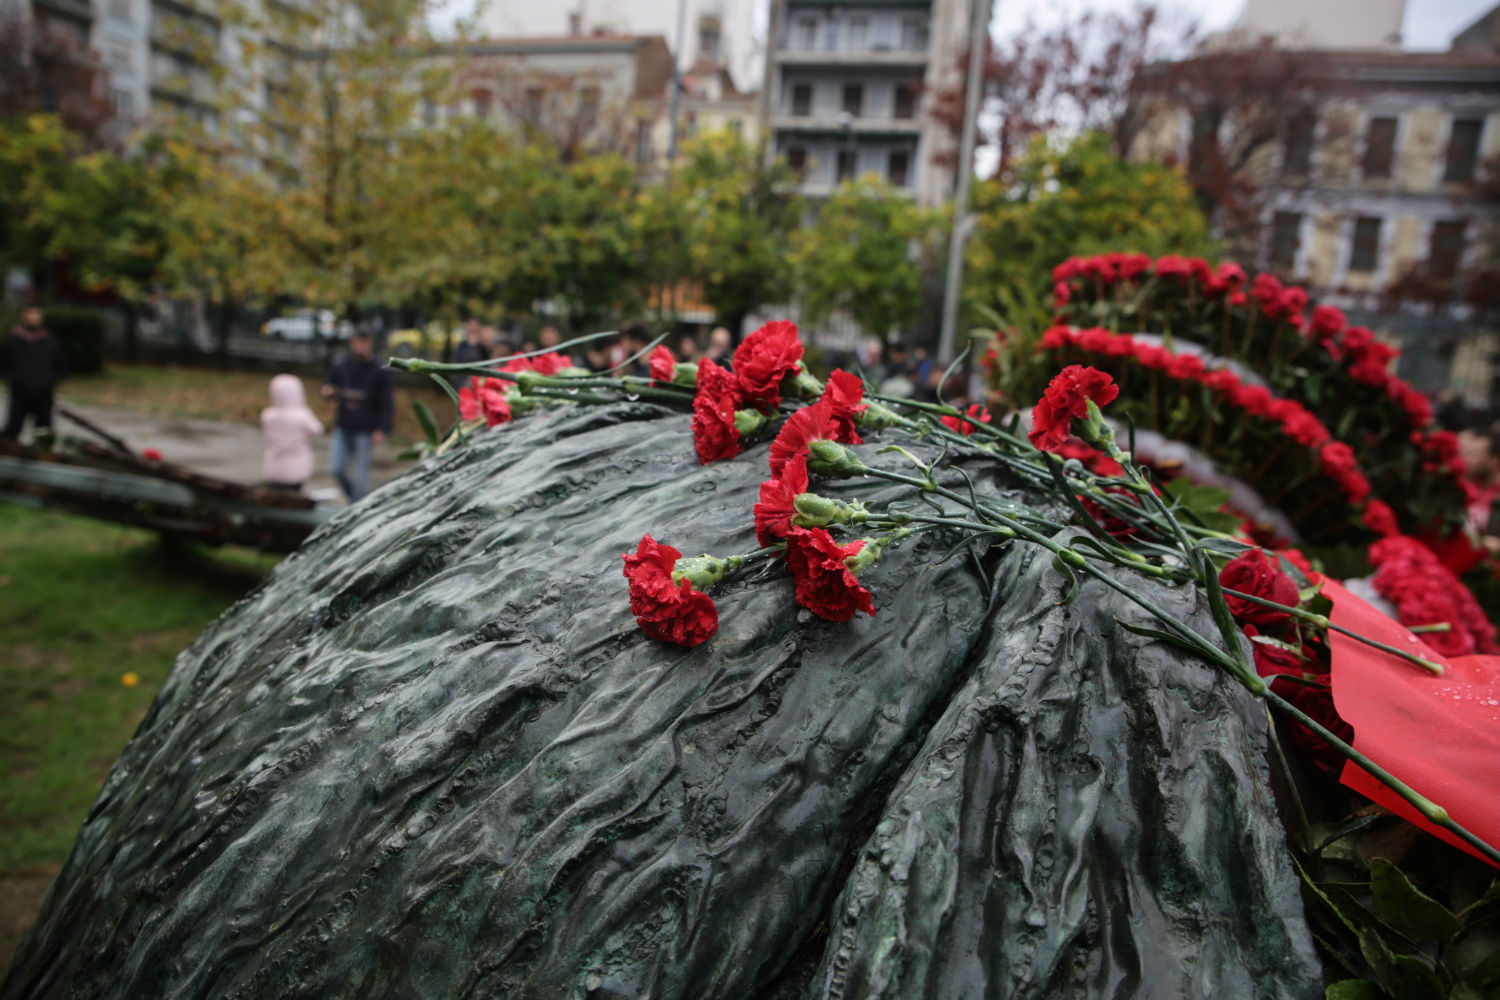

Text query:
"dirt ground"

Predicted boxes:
[[1, 868, 58, 977]]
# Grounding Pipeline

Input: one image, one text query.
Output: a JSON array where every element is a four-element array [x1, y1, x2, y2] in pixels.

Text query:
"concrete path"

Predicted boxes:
[[3, 393, 412, 504]]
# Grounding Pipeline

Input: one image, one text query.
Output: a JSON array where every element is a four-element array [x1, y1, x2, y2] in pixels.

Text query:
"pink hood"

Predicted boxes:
[[261, 374, 323, 484]]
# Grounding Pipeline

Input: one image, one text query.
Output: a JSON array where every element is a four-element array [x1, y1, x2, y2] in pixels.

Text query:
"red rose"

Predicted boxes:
[[650, 345, 676, 383], [1242, 625, 1307, 680], [1052, 257, 1083, 283], [941, 404, 992, 436], [1219, 548, 1300, 626], [1281, 677, 1355, 774], [1165, 353, 1206, 381], [785, 527, 875, 622], [1053, 281, 1072, 307], [1155, 255, 1193, 281], [1119, 253, 1152, 280], [621, 535, 718, 647], [1319, 442, 1369, 502], [1308, 304, 1345, 341], [733, 320, 804, 410], [1027, 365, 1120, 451], [692, 358, 743, 464], [142, 448, 163, 462], [1250, 273, 1283, 309], [754, 453, 809, 548], [1277, 548, 1316, 578], [1216, 262, 1247, 290], [1055, 440, 1125, 477]]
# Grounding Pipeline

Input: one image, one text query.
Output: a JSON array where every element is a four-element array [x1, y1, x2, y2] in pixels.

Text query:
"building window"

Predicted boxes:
[[848, 15, 868, 50], [698, 15, 721, 59], [111, 88, 134, 118], [1362, 116, 1396, 179], [841, 83, 862, 118], [1430, 220, 1467, 281], [1269, 211, 1301, 270], [794, 16, 815, 50], [473, 88, 492, 120], [899, 16, 927, 51], [836, 148, 856, 182], [822, 19, 839, 51], [105, 40, 133, 72], [1281, 110, 1315, 178], [1349, 216, 1382, 273], [893, 83, 914, 119], [786, 145, 806, 174], [791, 82, 811, 116], [108, 0, 131, 21], [888, 150, 909, 187], [1444, 119, 1483, 183], [525, 86, 544, 122]]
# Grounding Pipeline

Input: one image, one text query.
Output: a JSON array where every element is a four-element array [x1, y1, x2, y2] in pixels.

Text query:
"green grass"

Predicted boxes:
[[0, 505, 279, 873]]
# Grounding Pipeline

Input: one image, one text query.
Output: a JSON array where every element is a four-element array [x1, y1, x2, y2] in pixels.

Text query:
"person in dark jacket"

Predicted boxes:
[[2, 307, 70, 440], [320, 331, 393, 503]]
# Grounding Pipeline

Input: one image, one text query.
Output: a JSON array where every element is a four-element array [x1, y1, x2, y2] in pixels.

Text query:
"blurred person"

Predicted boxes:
[[321, 331, 393, 504], [878, 341, 914, 398], [676, 333, 700, 363], [704, 326, 732, 362], [618, 322, 652, 378], [260, 374, 323, 492], [454, 318, 488, 365], [1, 306, 69, 441], [538, 324, 573, 365], [583, 334, 617, 373], [856, 337, 885, 381]]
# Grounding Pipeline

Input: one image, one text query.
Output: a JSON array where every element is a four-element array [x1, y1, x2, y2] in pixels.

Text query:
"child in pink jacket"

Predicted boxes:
[[261, 374, 323, 491]]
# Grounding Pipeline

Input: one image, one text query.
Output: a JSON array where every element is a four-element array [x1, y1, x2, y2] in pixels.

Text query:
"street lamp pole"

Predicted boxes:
[[667, 0, 689, 162], [936, 0, 993, 363]]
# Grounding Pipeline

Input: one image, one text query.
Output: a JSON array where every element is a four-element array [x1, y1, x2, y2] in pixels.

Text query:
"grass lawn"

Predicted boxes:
[[0, 505, 279, 875], [58, 364, 453, 444]]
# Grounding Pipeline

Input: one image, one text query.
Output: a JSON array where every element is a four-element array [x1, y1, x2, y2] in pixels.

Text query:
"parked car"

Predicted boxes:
[[387, 323, 458, 358], [261, 309, 355, 341]]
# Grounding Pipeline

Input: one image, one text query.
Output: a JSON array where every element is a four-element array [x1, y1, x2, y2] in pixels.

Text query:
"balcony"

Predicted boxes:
[[149, 15, 220, 59], [33, 0, 94, 27], [771, 113, 923, 137], [773, 46, 928, 67]]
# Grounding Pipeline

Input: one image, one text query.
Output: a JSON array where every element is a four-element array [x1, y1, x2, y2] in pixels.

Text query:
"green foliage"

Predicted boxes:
[[0, 507, 276, 872], [790, 175, 941, 340], [964, 130, 1217, 334], [0, 114, 83, 279], [643, 130, 803, 333]]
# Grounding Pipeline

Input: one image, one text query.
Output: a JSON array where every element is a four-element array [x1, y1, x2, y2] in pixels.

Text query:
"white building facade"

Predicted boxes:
[[760, 0, 973, 208]]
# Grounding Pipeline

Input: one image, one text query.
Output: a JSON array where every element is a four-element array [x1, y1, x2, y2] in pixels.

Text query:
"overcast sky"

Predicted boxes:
[[991, 0, 1498, 49]]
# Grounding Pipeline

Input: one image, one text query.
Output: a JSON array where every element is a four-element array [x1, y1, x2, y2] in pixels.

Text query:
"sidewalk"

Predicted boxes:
[[2, 393, 412, 502]]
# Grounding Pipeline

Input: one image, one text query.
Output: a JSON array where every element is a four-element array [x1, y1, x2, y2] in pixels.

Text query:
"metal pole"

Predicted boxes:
[[667, 0, 689, 162], [936, 0, 992, 363]]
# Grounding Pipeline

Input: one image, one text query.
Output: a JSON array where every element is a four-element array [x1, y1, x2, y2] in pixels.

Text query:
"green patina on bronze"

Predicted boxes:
[[4, 404, 1321, 999]]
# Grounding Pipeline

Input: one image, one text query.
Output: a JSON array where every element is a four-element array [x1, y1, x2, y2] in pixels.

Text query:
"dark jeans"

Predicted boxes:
[[3, 386, 54, 440]]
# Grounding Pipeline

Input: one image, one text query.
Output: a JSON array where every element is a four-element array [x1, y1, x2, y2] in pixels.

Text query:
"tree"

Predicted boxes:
[[962, 131, 1217, 331], [789, 176, 941, 340], [642, 130, 803, 339]]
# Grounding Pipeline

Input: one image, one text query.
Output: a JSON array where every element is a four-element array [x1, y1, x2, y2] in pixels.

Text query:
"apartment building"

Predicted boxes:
[[1131, 14, 1500, 397], [760, 0, 974, 207]]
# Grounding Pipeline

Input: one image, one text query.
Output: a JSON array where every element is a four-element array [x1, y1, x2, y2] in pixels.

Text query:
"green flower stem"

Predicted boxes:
[[1220, 587, 1444, 676], [1259, 684, 1500, 867]]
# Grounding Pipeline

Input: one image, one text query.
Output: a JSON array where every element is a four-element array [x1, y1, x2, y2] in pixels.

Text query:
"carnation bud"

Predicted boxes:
[[560, 366, 592, 378], [785, 369, 823, 400], [843, 534, 892, 575], [807, 439, 867, 477], [792, 493, 868, 528], [856, 400, 906, 431], [673, 362, 700, 385], [734, 408, 772, 436], [671, 553, 745, 590]]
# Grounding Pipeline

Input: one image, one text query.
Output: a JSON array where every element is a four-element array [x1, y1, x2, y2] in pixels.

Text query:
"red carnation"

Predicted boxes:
[[1242, 625, 1308, 680], [1219, 548, 1300, 626], [650, 345, 676, 383], [459, 376, 511, 426], [1028, 365, 1120, 451], [1308, 304, 1345, 341], [1055, 440, 1125, 477], [142, 448, 163, 462], [942, 404, 992, 436], [1283, 678, 1355, 773], [768, 375, 865, 477], [1250, 273, 1284, 309], [785, 527, 875, 622], [734, 320, 804, 411], [621, 535, 719, 647], [1053, 281, 1072, 307], [1319, 442, 1370, 502], [1361, 499, 1399, 537], [754, 453, 809, 548], [528, 351, 573, 376], [692, 358, 743, 464]]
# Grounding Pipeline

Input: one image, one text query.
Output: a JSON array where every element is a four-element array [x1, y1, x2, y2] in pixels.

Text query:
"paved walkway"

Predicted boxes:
[[3, 393, 412, 503]]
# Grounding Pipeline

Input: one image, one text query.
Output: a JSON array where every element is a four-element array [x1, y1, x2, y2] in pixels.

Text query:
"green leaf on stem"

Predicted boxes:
[[1370, 858, 1460, 942]]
